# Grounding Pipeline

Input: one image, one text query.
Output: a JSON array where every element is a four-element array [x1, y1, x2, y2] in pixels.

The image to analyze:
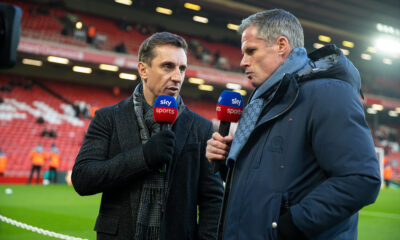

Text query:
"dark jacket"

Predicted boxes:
[[220, 45, 381, 240], [72, 96, 224, 240]]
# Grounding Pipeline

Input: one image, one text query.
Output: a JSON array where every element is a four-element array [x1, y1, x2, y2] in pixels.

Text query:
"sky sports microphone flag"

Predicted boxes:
[[153, 95, 178, 130], [216, 90, 244, 127], [214, 90, 244, 174]]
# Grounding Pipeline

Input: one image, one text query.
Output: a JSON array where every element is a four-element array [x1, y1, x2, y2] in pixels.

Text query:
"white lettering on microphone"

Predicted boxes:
[[227, 108, 242, 115], [231, 98, 241, 106], [160, 99, 171, 106], [156, 108, 176, 114]]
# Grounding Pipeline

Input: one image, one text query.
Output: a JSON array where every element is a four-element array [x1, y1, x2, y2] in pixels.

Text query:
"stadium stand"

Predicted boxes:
[[1, 0, 399, 185], [7, 0, 241, 71], [0, 73, 217, 182], [0, 74, 127, 182]]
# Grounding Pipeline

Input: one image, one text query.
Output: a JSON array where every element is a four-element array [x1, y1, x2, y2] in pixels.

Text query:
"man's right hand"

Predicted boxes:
[[143, 130, 175, 169], [206, 132, 233, 163]]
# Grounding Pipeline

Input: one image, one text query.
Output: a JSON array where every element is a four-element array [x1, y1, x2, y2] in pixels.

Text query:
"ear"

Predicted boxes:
[[137, 62, 148, 81], [275, 36, 292, 56]]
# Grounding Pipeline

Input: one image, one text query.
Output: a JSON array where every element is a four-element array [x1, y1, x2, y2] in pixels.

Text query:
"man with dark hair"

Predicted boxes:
[[72, 32, 223, 240], [206, 9, 380, 240]]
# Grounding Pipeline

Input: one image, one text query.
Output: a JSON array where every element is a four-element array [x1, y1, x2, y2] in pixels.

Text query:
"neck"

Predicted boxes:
[[142, 85, 155, 106]]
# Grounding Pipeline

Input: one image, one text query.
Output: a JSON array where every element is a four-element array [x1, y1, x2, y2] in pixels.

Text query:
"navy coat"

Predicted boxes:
[[221, 45, 381, 240]]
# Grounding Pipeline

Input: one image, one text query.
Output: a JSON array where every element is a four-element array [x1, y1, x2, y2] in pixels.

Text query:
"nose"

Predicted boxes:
[[240, 55, 249, 69], [171, 68, 183, 83]]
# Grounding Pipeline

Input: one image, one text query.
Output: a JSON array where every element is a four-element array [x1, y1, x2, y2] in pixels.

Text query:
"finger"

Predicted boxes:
[[223, 135, 234, 144], [212, 132, 225, 141], [208, 139, 230, 152], [207, 144, 228, 156], [206, 152, 226, 162], [206, 142, 225, 156]]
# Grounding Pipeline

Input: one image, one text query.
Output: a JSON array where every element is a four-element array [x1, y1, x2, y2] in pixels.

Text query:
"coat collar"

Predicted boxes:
[[251, 48, 308, 100], [256, 73, 299, 128]]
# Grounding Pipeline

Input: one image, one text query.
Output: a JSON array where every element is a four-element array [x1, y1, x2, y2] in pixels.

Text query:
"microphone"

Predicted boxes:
[[153, 95, 178, 129], [214, 90, 244, 174], [153, 95, 178, 172]]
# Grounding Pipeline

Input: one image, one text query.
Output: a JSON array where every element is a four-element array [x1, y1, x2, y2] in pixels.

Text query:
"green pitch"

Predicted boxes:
[[358, 187, 400, 240], [0, 185, 399, 240], [0, 185, 100, 240]]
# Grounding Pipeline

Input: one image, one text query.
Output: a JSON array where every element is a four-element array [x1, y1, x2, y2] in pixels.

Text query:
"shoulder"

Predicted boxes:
[[298, 78, 365, 124], [94, 96, 131, 117], [300, 78, 354, 91], [299, 78, 358, 103]]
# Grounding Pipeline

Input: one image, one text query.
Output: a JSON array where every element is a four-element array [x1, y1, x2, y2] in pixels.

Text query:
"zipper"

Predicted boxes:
[[283, 199, 289, 209], [218, 75, 299, 239], [255, 74, 299, 131], [281, 193, 290, 216], [257, 87, 299, 129]]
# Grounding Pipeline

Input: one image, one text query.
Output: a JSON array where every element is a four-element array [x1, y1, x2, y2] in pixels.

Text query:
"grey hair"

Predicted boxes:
[[138, 32, 188, 65], [238, 9, 304, 48]]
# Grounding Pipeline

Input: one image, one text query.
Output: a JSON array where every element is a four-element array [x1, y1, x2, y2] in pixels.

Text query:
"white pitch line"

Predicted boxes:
[[360, 211, 400, 220]]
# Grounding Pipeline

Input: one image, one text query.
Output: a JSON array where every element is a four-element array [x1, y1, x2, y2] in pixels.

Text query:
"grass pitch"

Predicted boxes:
[[0, 185, 100, 240], [0, 185, 399, 240]]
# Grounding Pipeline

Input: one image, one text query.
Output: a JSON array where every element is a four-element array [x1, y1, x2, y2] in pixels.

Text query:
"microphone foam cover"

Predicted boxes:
[[216, 90, 244, 123], [153, 95, 178, 124]]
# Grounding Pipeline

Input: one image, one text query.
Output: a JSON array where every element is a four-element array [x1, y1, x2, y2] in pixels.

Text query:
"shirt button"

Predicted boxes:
[[272, 222, 278, 229]]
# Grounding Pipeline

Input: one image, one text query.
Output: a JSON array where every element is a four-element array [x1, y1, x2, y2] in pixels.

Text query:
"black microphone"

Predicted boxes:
[[158, 123, 171, 172], [153, 95, 178, 172], [214, 91, 244, 174], [160, 123, 171, 131]]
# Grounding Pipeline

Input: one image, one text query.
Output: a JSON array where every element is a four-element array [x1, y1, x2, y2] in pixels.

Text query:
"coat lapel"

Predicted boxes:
[[115, 96, 144, 227], [256, 74, 299, 127], [115, 96, 141, 152], [167, 108, 193, 185]]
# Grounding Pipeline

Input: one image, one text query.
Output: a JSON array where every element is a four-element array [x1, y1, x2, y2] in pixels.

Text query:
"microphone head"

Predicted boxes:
[[216, 90, 244, 123], [153, 95, 178, 124]]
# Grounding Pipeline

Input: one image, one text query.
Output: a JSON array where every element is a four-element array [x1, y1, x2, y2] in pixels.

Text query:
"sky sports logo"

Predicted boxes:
[[217, 97, 242, 107], [216, 106, 243, 115], [231, 98, 241, 106], [159, 99, 172, 106], [155, 107, 176, 115]]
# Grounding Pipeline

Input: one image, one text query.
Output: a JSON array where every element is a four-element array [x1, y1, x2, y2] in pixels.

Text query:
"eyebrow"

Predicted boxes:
[[242, 46, 256, 54], [160, 61, 187, 69]]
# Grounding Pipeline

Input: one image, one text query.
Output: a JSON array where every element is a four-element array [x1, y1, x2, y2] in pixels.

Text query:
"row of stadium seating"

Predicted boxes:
[[7, 0, 242, 71], [0, 74, 216, 179], [0, 75, 91, 177]]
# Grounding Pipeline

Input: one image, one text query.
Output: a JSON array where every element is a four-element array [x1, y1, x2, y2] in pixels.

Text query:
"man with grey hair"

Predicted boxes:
[[206, 9, 380, 240], [73, 32, 223, 240]]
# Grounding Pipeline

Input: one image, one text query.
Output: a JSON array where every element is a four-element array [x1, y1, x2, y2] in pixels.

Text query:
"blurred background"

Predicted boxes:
[[0, 0, 399, 239], [0, 0, 399, 184]]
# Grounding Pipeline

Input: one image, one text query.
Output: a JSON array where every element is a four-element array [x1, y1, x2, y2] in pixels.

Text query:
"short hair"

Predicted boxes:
[[238, 9, 304, 48], [138, 32, 188, 65]]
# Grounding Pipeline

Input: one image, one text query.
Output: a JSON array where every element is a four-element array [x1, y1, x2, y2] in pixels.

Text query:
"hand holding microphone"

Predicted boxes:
[[212, 90, 243, 174], [143, 130, 175, 170], [143, 95, 178, 172]]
